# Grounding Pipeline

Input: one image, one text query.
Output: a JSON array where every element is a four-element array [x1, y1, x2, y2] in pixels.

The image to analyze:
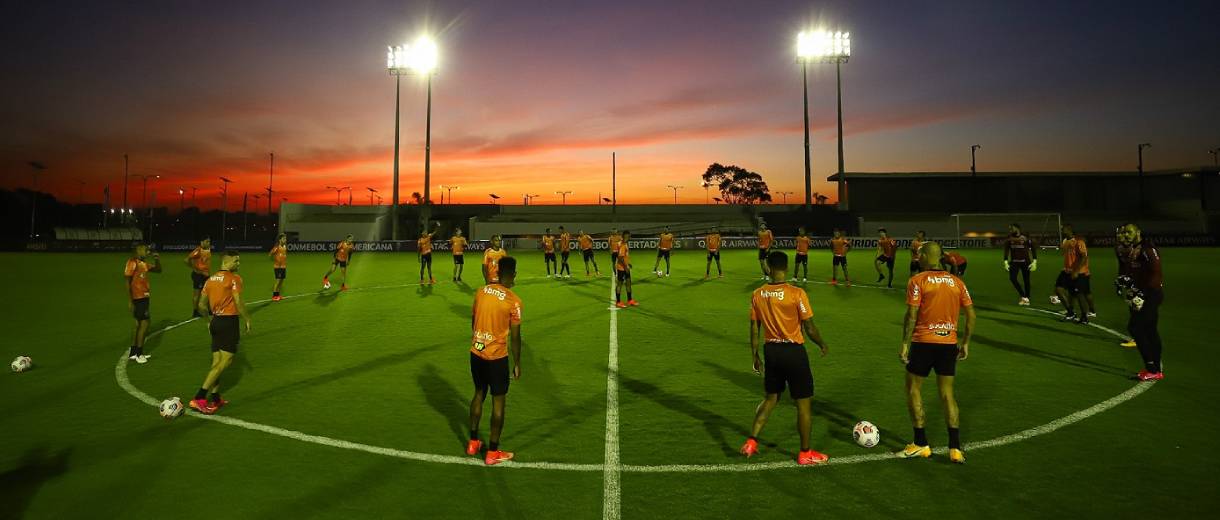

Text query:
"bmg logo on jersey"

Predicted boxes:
[[483, 286, 507, 300], [927, 275, 957, 287], [759, 289, 786, 300]]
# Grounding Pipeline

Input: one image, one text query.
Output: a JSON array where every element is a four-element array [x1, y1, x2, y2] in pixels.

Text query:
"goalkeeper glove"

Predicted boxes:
[[1003, 260, 1010, 271], [1131, 295, 1145, 311], [1030, 259, 1038, 272]]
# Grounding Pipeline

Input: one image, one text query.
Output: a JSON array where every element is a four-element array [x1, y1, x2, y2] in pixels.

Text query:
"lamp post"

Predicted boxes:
[[441, 184, 459, 204], [325, 186, 350, 206], [178, 188, 185, 213], [797, 30, 851, 210], [387, 37, 439, 239], [367, 187, 380, 205], [219, 177, 233, 245], [28, 161, 46, 238], [666, 185, 683, 205], [1138, 142, 1151, 210], [267, 152, 275, 214], [971, 144, 981, 176], [1209, 147, 1219, 167], [700, 180, 713, 204], [135, 174, 160, 210], [122, 154, 129, 219], [777, 191, 794, 204], [525, 194, 541, 205], [555, 190, 572, 205]]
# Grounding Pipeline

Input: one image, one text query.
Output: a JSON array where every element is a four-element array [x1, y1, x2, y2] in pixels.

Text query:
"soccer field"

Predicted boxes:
[[2, 247, 1218, 518]]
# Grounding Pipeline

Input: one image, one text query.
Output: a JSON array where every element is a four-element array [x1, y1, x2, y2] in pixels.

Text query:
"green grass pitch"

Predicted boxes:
[[1, 247, 1217, 518]]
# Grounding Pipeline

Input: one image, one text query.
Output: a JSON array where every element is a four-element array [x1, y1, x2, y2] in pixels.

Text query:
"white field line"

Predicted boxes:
[[116, 284, 1153, 475]]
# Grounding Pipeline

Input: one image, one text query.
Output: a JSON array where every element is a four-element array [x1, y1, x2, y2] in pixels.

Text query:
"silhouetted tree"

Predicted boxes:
[[701, 163, 772, 205]]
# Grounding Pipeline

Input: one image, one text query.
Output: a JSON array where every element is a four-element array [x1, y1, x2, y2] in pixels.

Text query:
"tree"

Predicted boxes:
[[701, 163, 772, 205], [410, 192, 422, 205]]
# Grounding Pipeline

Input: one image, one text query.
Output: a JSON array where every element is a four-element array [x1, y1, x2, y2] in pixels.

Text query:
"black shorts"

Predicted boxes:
[[954, 263, 968, 276], [1056, 271, 1079, 293], [470, 353, 510, 396], [707, 251, 720, 261], [334, 259, 348, 268], [191, 272, 208, 290], [545, 252, 556, 262], [583, 249, 594, 262], [1076, 274, 1091, 294], [210, 315, 241, 354], [763, 342, 814, 399], [617, 269, 631, 283], [421, 252, 432, 264], [795, 253, 808, 265], [906, 342, 958, 377], [833, 255, 847, 267], [274, 268, 286, 280], [657, 250, 670, 259], [758, 248, 769, 261], [611, 252, 619, 264], [910, 260, 921, 273], [877, 255, 895, 268], [132, 298, 150, 320], [561, 251, 570, 262]]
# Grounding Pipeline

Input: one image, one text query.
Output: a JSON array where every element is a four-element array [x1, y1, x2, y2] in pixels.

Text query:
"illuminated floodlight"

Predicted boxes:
[[387, 36, 439, 74], [797, 30, 850, 62]]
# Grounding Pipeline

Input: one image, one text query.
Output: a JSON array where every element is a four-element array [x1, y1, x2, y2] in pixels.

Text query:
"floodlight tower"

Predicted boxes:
[[441, 184, 459, 204], [28, 161, 46, 238], [776, 191, 794, 204], [367, 187, 379, 205], [971, 144, 981, 176], [1208, 147, 1218, 167], [219, 177, 233, 244], [387, 37, 439, 239], [666, 185, 683, 205], [797, 30, 851, 210], [555, 190, 573, 205]]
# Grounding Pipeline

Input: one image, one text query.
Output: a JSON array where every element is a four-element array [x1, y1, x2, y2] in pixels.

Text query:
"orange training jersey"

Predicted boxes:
[[1063, 236, 1090, 274], [707, 233, 721, 252], [795, 236, 811, 255], [542, 235, 555, 253], [750, 283, 814, 344], [579, 234, 593, 251], [203, 270, 244, 317], [906, 271, 973, 345], [188, 247, 211, 275], [831, 237, 849, 256], [758, 230, 774, 249], [609, 233, 623, 252], [911, 239, 925, 259], [419, 234, 433, 255], [471, 283, 523, 361], [451, 236, 467, 255], [336, 241, 354, 262], [483, 248, 507, 282], [559, 232, 571, 252], [659, 233, 674, 251], [944, 251, 967, 266], [616, 242, 630, 271], [125, 258, 151, 300], [270, 245, 287, 268], [879, 237, 897, 258]]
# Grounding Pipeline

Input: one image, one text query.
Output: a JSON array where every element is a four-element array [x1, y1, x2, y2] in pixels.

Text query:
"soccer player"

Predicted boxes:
[[653, 226, 674, 277], [190, 250, 252, 415], [898, 242, 975, 464], [578, 229, 600, 276], [875, 228, 897, 288], [322, 234, 355, 290], [186, 237, 212, 317], [558, 226, 572, 278], [541, 228, 558, 277], [124, 243, 162, 364], [830, 229, 851, 285], [1003, 223, 1038, 306], [451, 228, 469, 282], [418, 223, 440, 284], [608, 227, 623, 269], [704, 226, 723, 279], [739, 251, 831, 466], [1114, 225, 1137, 348], [482, 234, 508, 284], [268, 233, 287, 301], [466, 256, 523, 465], [1118, 223, 1164, 380], [615, 230, 637, 307], [942, 250, 968, 277], [757, 223, 774, 279], [909, 231, 926, 276], [1054, 224, 1092, 324], [794, 227, 811, 282]]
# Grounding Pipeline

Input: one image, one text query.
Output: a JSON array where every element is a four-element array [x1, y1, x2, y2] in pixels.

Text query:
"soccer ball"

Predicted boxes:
[[323, 281, 332, 290], [159, 397, 185, 419], [1049, 295, 1061, 305], [10, 356, 32, 373], [852, 421, 880, 448]]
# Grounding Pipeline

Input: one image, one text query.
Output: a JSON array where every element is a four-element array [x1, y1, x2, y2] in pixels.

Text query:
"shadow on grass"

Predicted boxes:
[[618, 374, 750, 458], [972, 333, 1128, 378], [416, 283, 434, 298], [141, 319, 180, 355], [984, 315, 1099, 341], [237, 341, 448, 405], [418, 364, 468, 445], [313, 291, 340, 307], [0, 447, 71, 519]]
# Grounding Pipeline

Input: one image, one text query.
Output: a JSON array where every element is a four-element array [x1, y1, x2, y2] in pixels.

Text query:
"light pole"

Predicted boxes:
[[525, 194, 541, 205], [700, 180, 712, 204], [267, 152, 275, 215], [971, 144, 981, 176], [178, 188, 185, 213], [555, 190, 572, 205], [219, 177, 233, 244], [777, 191, 794, 204], [666, 185, 683, 205], [76, 179, 86, 204], [441, 184, 459, 204], [388, 36, 439, 239], [1209, 147, 1219, 167], [325, 186, 350, 206], [798, 30, 851, 210], [122, 154, 129, 218], [28, 161, 46, 238], [1138, 142, 1151, 210], [367, 187, 379, 205], [136, 174, 160, 210]]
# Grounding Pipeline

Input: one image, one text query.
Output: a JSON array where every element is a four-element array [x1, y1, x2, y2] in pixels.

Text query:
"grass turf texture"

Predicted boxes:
[[1, 247, 1217, 518]]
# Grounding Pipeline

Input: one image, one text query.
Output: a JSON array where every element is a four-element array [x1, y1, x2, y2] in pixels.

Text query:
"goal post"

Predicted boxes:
[[950, 213, 1062, 248]]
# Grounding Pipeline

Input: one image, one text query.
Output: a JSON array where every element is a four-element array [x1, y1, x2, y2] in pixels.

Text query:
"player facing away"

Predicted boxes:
[[942, 250, 968, 277], [419, 222, 440, 284], [482, 234, 508, 284], [1118, 223, 1164, 380], [757, 223, 774, 279], [704, 226, 723, 279], [909, 231, 927, 276], [898, 242, 975, 464], [608, 227, 623, 269], [578, 229, 600, 276], [829, 229, 851, 285], [541, 228, 557, 277], [557, 226, 572, 278], [1055, 224, 1094, 324], [450, 228, 468, 282], [124, 243, 162, 364], [792, 227, 811, 282], [653, 226, 674, 277], [466, 256, 523, 465], [1003, 223, 1038, 305], [190, 251, 252, 415], [268, 233, 288, 301], [875, 228, 898, 288], [615, 230, 638, 307], [186, 237, 212, 317], [322, 234, 355, 290], [740, 251, 831, 465], [1114, 225, 1137, 348]]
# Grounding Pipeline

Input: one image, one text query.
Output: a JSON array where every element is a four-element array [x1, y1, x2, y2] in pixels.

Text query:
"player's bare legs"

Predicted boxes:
[[201, 351, 234, 393], [468, 389, 486, 439], [795, 397, 813, 451], [748, 393, 779, 438], [1055, 286, 1073, 315], [937, 375, 958, 429], [905, 373, 926, 430], [132, 318, 149, 351], [489, 394, 508, 448]]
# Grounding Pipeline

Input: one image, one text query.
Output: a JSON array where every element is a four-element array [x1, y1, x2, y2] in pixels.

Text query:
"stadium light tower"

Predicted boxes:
[[326, 185, 350, 206], [555, 190, 573, 205], [524, 193, 541, 205], [135, 174, 160, 209], [971, 144, 981, 176], [219, 177, 233, 244], [441, 184, 459, 204], [387, 36, 439, 238], [178, 188, 185, 212], [27, 161, 46, 238], [666, 184, 684, 205], [797, 29, 850, 210]]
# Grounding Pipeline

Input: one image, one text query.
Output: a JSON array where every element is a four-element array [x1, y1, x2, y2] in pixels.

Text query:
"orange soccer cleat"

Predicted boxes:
[[484, 450, 514, 466], [627, 299, 639, 306], [797, 449, 829, 465], [189, 399, 217, 415], [615, 301, 628, 308], [466, 439, 483, 456], [740, 438, 759, 458]]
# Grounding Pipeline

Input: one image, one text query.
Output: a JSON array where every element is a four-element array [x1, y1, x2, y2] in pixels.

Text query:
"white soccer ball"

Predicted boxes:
[[10, 356, 32, 373], [323, 281, 332, 290], [1050, 295, 1061, 305], [159, 397, 185, 419], [852, 421, 880, 448]]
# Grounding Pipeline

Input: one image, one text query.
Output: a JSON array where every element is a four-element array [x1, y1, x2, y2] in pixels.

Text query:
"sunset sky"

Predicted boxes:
[[2, 0, 1217, 209]]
